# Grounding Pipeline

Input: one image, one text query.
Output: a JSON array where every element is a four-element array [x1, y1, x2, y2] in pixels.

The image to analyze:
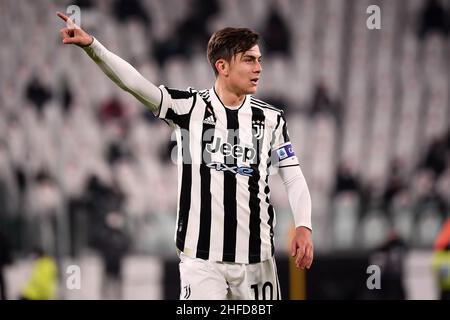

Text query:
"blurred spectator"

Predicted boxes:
[[181, 0, 219, 42], [107, 141, 133, 165], [194, 0, 220, 20], [309, 81, 341, 125], [359, 179, 386, 219], [0, 229, 12, 300], [422, 136, 448, 178], [99, 96, 127, 124], [445, 128, 450, 149], [418, 0, 449, 40], [25, 74, 52, 115], [0, 143, 18, 219], [33, 170, 59, 208], [153, 35, 185, 66], [368, 231, 408, 300], [60, 77, 73, 116], [383, 159, 407, 214], [14, 166, 27, 197], [432, 244, 450, 300], [434, 219, 450, 250], [26, 170, 62, 255], [389, 187, 415, 241], [97, 212, 130, 300], [83, 175, 125, 249], [19, 247, 58, 300], [261, 5, 291, 56], [84, 176, 123, 217], [432, 219, 450, 300], [113, 0, 151, 28], [334, 162, 361, 195], [334, 162, 372, 220], [67, 196, 85, 258], [413, 170, 447, 222], [153, 0, 220, 65], [179, 0, 220, 45]]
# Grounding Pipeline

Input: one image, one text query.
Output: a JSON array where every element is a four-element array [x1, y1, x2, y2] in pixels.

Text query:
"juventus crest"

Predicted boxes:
[[252, 119, 265, 140]]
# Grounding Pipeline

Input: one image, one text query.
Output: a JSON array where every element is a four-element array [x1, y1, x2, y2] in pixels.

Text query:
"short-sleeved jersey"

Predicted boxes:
[[158, 86, 299, 264]]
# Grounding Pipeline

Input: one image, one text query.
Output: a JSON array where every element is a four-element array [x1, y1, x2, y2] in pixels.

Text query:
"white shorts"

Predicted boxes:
[[178, 252, 281, 300]]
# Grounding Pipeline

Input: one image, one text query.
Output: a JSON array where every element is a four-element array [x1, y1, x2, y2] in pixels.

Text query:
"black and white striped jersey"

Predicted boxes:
[[158, 86, 299, 264]]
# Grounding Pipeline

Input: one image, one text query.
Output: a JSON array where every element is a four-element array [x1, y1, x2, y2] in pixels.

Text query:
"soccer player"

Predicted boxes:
[[57, 11, 313, 300]]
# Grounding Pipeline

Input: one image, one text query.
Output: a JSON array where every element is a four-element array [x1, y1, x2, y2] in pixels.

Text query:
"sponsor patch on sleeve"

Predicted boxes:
[[275, 143, 295, 161]]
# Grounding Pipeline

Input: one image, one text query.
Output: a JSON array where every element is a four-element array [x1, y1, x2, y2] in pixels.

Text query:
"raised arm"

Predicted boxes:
[[56, 12, 161, 115]]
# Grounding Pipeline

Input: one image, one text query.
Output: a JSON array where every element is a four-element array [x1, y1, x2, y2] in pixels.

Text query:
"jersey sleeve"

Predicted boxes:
[[157, 86, 197, 127], [83, 37, 162, 115], [271, 113, 300, 168], [272, 114, 312, 230], [82, 38, 196, 126]]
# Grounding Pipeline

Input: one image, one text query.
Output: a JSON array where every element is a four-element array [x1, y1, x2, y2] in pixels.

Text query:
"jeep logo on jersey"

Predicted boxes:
[[206, 137, 256, 163], [206, 162, 254, 177]]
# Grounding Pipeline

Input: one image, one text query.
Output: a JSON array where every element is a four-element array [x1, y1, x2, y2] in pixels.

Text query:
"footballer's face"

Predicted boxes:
[[226, 45, 262, 95]]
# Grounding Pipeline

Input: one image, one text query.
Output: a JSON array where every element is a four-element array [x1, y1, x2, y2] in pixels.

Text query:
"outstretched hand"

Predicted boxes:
[[291, 226, 313, 269], [56, 12, 93, 47]]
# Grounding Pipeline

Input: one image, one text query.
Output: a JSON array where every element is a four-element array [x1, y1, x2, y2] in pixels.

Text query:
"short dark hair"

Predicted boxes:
[[207, 27, 260, 76]]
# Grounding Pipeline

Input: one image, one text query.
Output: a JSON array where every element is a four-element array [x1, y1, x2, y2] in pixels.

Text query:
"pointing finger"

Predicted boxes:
[[57, 12, 78, 29], [56, 12, 69, 22]]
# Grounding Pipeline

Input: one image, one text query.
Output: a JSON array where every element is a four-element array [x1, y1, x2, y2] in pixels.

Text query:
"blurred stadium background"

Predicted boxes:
[[0, 0, 449, 300]]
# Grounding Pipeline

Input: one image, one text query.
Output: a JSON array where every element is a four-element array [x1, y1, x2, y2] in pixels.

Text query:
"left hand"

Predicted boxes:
[[291, 226, 313, 269]]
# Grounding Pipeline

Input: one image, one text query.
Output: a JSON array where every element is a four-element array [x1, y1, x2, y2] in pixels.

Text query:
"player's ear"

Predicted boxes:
[[215, 59, 229, 77]]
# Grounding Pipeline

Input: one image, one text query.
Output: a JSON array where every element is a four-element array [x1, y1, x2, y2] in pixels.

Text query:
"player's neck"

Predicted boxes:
[[214, 81, 246, 110]]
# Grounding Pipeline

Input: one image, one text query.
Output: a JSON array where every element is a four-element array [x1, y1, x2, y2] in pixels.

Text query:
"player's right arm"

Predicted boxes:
[[56, 12, 161, 115]]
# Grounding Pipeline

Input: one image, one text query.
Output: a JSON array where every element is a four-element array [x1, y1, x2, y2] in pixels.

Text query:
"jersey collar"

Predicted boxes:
[[210, 87, 251, 113]]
